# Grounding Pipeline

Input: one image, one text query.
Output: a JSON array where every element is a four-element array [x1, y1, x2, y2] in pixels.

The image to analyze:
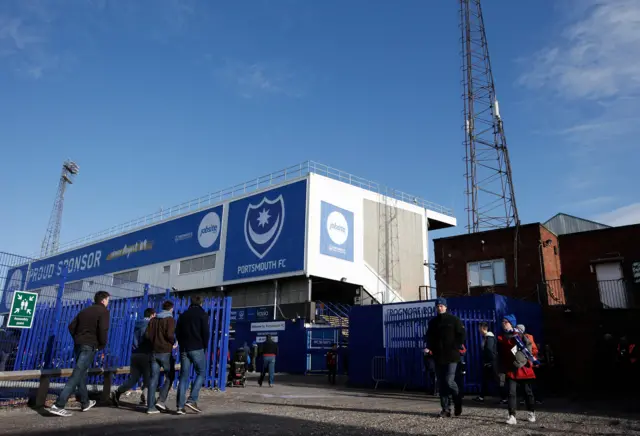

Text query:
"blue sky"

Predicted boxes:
[[1, 0, 639, 259]]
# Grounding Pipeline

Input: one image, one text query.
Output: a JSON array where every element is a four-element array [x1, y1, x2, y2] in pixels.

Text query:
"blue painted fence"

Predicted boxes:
[[384, 309, 495, 393], [348, 295, 543, 392], [1, 265, 232, 403], [13, 291, 232, 390]]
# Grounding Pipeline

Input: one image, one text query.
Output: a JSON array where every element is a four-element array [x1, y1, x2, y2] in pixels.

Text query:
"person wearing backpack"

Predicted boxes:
[[498, 315, 537, 426], [517, 324, 543, 405]]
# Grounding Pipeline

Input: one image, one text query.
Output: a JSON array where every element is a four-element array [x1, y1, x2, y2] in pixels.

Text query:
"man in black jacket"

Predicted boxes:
[[175, 295, 209, 414], [426, 297, 465, 418], [48, 291, 110, 417], [258, 335, 278, 387], [473, 321, 501, 403]]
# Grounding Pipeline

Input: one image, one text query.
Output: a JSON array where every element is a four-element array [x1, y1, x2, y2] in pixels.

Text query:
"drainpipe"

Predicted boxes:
[[538, 240, 547, 304]]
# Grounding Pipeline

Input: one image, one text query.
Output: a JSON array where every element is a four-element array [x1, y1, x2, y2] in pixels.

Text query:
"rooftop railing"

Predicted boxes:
[[47, 161, 454, 256]]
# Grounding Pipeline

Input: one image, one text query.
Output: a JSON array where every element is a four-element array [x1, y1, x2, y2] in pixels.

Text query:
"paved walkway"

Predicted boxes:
[[2, 375, 639, 435]]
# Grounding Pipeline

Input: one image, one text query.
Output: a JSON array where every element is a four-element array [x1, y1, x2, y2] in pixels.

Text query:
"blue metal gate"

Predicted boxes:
[[384, 309, 495, 393], [305, 327, 347, 374]]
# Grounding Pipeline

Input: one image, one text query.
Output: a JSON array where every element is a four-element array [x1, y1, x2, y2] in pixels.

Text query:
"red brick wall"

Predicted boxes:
[[434, 224, 551, 302], [539, 227, 563, 305], [559, 224, 640, 308]]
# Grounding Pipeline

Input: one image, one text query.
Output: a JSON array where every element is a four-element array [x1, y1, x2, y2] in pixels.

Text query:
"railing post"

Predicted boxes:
[[142, 284, 149, 315], [43, 266, 68, 369], [218, 296, 232, 392]]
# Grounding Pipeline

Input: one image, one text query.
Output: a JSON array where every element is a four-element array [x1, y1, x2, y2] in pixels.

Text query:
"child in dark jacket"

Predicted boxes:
[[473, 321, 503, 403]]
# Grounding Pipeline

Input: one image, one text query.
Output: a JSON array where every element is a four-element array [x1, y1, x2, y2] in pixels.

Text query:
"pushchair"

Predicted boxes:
[[227, 350, 249, 388]]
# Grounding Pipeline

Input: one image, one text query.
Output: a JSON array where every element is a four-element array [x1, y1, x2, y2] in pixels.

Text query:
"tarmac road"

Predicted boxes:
[[1, 375, 639, 436]]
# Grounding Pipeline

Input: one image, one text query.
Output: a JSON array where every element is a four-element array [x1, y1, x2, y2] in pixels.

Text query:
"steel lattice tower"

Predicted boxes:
[[41, 160, 79, 257], [460, 0, 519, 233]]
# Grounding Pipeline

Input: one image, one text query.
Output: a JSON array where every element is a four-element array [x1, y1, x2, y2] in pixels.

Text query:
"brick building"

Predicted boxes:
[[433, 214, 640, 309], [433, 223, 563, 305], [434, 215, 640, 392]]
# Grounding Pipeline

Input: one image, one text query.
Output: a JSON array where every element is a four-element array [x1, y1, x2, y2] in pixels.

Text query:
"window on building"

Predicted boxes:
[[180, 254, 216, 275], [163, 265, 171, 273], [113, 270, 139, 286], [65, 280, 85, 292], [467, 259, 506, 287]]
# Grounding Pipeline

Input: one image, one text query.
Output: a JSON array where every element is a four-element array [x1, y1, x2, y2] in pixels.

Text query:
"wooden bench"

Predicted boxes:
[[0, 364, 181, 408]]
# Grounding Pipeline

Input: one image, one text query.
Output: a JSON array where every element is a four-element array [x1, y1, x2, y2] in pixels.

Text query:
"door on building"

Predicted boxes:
[[595, 262, 629, 309]]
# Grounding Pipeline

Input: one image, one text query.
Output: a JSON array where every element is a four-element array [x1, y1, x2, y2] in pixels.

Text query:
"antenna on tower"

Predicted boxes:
[[460, 0, 519, 233], [41, 160, 80, 257]]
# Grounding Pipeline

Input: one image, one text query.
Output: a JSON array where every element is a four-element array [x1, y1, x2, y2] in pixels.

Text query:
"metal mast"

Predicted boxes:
[[460, 0, 519, 233], [41, 160, 79, 257]]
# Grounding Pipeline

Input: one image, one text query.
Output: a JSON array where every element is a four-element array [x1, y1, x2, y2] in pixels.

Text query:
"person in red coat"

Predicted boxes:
[[497, 314, 536, 425]]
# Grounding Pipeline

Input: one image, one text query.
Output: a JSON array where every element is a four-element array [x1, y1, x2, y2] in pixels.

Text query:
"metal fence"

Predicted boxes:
[[541, 278, 634, 309], [383, 308, 495, 393], [598, 279, 632, 309], [539, 279, 567, 305], [0, 251, 232, 405]]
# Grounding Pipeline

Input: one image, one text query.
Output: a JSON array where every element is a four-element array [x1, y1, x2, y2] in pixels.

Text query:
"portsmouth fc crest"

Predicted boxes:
[[244, 194, 285, 259]]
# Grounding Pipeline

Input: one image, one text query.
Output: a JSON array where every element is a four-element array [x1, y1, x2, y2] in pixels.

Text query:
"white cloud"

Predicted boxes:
[[214, 60, 305, 99], [519, 0, 640, 207], [567, 196, 616, 211], [595, 203, 640, 227], [0, 3, 59, 79], [520, 0, 640, 101]]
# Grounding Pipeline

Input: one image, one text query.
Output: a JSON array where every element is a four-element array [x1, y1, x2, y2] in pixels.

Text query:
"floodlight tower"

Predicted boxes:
[[40, 160, 79, 257]]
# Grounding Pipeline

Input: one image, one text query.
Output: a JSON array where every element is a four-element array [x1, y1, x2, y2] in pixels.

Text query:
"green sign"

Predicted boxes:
[[7, 291, 38, 329]]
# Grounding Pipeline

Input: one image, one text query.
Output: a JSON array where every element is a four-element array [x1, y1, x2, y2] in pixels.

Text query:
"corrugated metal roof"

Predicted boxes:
[[544, 213, 610, 236]]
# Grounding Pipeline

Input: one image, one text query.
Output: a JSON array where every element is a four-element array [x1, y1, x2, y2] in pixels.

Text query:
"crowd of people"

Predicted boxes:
[[423, 297, 541, 425], [46, 291, 281, 417], [42, 290, 636, 424]]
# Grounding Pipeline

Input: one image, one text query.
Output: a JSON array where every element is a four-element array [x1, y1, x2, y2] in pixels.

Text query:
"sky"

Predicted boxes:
[[1, 0, 639, 261]]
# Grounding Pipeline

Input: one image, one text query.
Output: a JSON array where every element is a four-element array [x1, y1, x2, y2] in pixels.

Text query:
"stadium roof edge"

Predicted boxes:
[[39, 161, 455, 257]]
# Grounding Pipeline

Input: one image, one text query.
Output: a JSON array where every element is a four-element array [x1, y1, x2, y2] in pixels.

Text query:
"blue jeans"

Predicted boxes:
[[436, 363, 459, 412], [55, 344, 96, 409], [177, 349, 206, 409], [260, 356, 276, 386], [148, 353, 172, 411]]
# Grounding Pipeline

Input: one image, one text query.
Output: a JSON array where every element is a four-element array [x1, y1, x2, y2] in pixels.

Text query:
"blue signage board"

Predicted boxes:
[[223, 180, 307, 282], [319, 201, 354, 262], [230, 306, 273, 323], [3, 205, 224, 296], [310, 338, 334, 348]]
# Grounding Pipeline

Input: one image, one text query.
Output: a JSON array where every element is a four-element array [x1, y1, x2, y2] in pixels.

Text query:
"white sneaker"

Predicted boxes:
[[82, 400, 97, 412], [527, 412, 536, 423], [506, 415, 517, 425], [48, 405, 72, 417]]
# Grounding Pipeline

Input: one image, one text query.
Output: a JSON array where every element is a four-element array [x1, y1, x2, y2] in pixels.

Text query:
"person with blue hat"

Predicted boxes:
[[498, 314, 537, 425], [425, 297, 466, 418]]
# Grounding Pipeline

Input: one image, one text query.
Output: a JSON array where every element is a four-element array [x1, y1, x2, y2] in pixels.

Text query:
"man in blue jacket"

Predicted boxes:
[[111, 307, 156, 407], [175, 295, 209, 414]]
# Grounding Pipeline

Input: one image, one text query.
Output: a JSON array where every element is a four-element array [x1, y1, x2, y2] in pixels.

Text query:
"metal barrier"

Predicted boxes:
[[0, 252, 232, 404], [371, 356, 386, 390], [384, 308, 495, 393]]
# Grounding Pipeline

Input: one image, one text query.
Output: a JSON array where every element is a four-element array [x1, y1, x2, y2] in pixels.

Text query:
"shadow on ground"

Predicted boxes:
[[10, 411, 438, 436]]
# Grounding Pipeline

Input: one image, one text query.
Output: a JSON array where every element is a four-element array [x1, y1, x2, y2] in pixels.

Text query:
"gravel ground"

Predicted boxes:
[[1, 375, 638, 436]]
